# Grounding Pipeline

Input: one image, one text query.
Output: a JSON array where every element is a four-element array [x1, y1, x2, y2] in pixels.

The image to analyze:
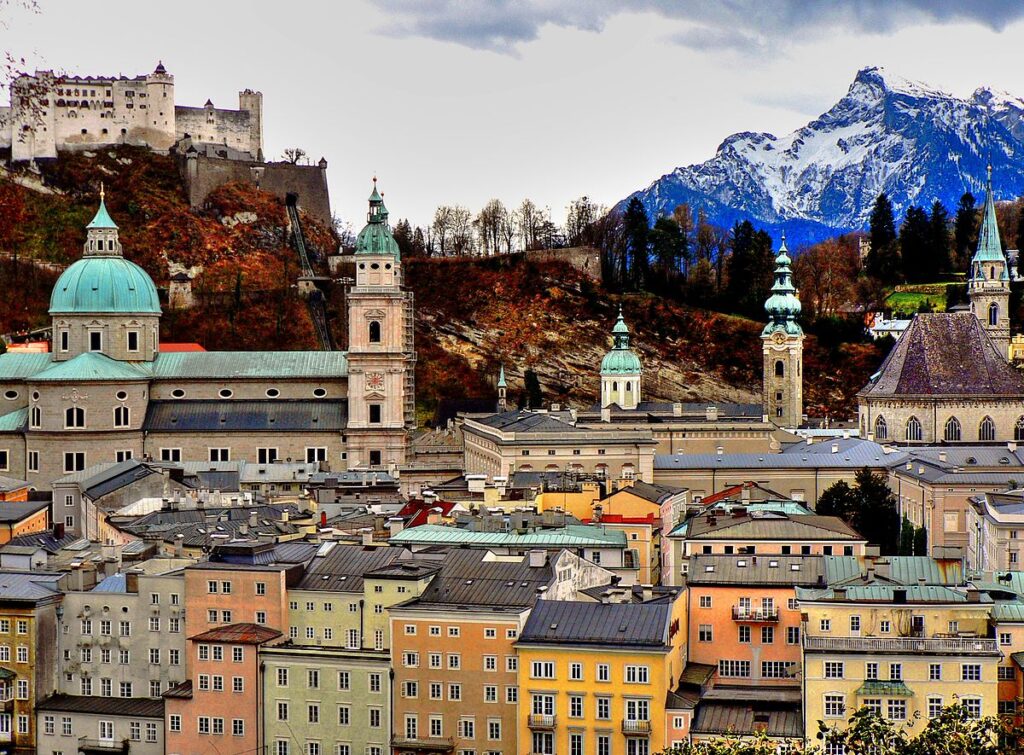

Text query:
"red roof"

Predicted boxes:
[[159, 343, 206, 352], [397, 498, 458, 528], [189, 622, 281, 645], [587, 513, 656, 525]]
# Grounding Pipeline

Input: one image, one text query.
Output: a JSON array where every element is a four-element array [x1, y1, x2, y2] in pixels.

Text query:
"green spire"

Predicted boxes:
[[601, 307, 641, 375], [497, 364, 507, 388], [354, 177, 400, 257], [611, 306, 630, 347], [87, 184, 118, 230], [763, 234, 803, 337], [971, 164, 1008, 278]]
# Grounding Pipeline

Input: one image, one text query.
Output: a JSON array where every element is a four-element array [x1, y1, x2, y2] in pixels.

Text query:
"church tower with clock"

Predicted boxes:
[[345, 180, 415, 468], [761, 236, 804, 428]]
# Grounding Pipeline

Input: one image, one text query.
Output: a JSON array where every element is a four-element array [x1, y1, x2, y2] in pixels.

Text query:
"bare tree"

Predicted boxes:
[[432, 206, 454, 256], [516, 199, 546, 251], [474, 199, 508, 257], [449, 206, 474, 256], [565, 196, 603, 247], [672, 203, 694, 276], [282, 147, 307, 165]]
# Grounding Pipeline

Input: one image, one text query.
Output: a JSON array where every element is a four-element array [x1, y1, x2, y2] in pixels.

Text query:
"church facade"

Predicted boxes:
[[0, 183, 413, 488]]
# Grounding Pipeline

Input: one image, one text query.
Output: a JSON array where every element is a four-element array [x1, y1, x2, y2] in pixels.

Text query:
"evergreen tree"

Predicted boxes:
[[818, 470, 900, 554], [1016, 206, 1024, 255], [899, 516, 915, 555], [953, 192, 978, 271], [649, 216, 684, 288], [914, 525, 928, 556], [393, 218, 414, 258], [725, 220, 755, 305], [867, 193, 900, 283], [929, 200, 952, 274], [898, 205, 931, 282], [523, 369, 543, 410], [622, 197, 650, 290], [815, 480, 857, 520]]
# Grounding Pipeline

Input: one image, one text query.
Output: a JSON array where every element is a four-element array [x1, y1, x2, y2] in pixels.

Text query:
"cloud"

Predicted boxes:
[[377, 0, 1024, 54]]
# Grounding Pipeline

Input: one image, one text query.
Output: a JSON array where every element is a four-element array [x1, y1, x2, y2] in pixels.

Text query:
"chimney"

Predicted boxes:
[[833, 587, 847, 599], [716, 446, 724, 457], [967, 588, 981, 603], [320, 511, 327, 528], [842, 430, 850, 439], [125, 568, 142, 594], [388, 517, 405, 536], [280, 509, 289, 523], [806, 436, 814, 445], [601, 407, 611, 423], [467, 475, 486, 493], [173, 533, 184, 558], [938, 451, 947, 463], [592, 503, 603, 523], [641, 584, 653, 602], [360, 528, 373, 546], [1010, 442, 1018, 453], [528, 550, 547, 568], [248, 510, 258, 527], [705, 406, 718, 422], [53, 522, 65, 540], [427, 508, 443, 525], [672, 403, 683, 417], [831, 443, 839, 454], [740, 485, 751, 502]]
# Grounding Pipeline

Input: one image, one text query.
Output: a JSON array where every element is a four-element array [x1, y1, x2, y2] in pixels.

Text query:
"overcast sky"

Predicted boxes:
[[4, 1, 1024, 228]]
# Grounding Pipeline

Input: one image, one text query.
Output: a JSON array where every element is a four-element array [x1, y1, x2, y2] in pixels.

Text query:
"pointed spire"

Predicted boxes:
[[355, 177, 400, 257], [87, 185, 118, 230], [497, 364, 507, 389], [972, 162, 1007, 270], [763, 236, 802, 336]]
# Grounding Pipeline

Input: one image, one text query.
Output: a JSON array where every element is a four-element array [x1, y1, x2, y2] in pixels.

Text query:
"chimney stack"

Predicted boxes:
[[528, 550, 547, 568]]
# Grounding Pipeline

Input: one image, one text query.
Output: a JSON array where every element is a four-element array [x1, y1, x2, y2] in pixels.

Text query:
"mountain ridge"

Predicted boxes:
[[620, 67, 1024, 246]]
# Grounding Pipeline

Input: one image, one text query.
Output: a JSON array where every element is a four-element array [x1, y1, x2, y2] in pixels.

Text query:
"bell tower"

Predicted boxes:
[[345, 179, 414, 468], [599, 308, 642, 410], [969, 165, 1011, 359], [762, 236, 804, 428]]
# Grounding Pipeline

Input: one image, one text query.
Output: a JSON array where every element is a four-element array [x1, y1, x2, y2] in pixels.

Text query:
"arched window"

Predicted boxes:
[[113, 406, 130, 428], [905, 416, 922, 442], [1015, 416, 1024, 442], [30, 406, 40, 428], [991, 266, 997, 280], [612, 382, 618, 392], [65, 406, 85, 429], [368, 320, 382, 344], [979, 416, 996, 442], [944, 416, 961, 442], [775, 360, 784, 377], [874, 415, 888, 440], [625, 381, 632, 392], [989, 302, 999, 327]]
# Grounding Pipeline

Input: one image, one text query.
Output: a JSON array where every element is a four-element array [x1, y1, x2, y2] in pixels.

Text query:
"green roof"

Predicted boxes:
[[497, 365, 507, 389], [855, 680, 914, 697], [972, 167, 1007, 267], [50, 256, 160, 314], [31, 353, 151, 382], [0, 353, 53, 379], [991, 602, 1024, 622], [354, 181, 399, 257], [388, 523, 626, 548], [151, 351, 348, 379], [601, 309, 641, 375], [795, 584, 976, 603], [824, 556, 963, 586], [0, 408, 27, 433], [86, 197, 118, 230], [763, 238, 803, 337]]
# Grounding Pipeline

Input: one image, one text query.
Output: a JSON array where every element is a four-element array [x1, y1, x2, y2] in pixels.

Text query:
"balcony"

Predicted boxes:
[[390, 736, 454, 752], [78, 738, 129, 755], [622, 719, 651, 735], [803, 636, 999, 655], [732, 606, 779, 622], [527, 714, 557, 730]]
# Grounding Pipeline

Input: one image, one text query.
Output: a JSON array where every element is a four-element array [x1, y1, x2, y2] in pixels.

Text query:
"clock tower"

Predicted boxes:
[[762, 236, 804, 428], [345, 179, 415, 468]]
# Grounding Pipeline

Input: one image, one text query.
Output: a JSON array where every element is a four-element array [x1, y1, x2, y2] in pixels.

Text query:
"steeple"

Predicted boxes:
[[497, 365, 507, 411], [968, 163, 1011, 358], [611, 306, 631, 349], [971, 164, 1008, 275], [762, 234, 802, 337], [355, 177, 400, 257], [84, 185, 122, 257], [600, 306, 642, 410]]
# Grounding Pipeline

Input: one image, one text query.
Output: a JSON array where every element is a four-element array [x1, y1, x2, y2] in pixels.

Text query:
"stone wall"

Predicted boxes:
[[524, 246, 602, 280], [180, 153, 332, 226]]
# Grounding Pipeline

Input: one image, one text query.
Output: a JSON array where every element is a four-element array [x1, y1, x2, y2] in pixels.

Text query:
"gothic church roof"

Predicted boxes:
[[859, 312, 1024, 398]]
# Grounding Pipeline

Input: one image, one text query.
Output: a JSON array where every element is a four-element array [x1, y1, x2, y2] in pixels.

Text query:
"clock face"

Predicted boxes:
[[771, 331, 786, 345], [365, 372, 385, 391]]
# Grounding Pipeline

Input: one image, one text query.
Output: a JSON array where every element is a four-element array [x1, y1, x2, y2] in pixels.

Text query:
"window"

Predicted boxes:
[[308, 704, 320, 724], [863, 698, 882, 716], [824, 694, 845, 718], [874, 415, 888, 440], [820, 618, 831, 632], [825, 662, 844, 679], [762, 661, 788, 678], [209, 448, 230, 462], [597, 664, 609, 682], [448, 684, 462, 701], [277, 702, 289, 721], [368, 320, 382, 343], [531, 661, 555, 679], [160, 447, 181, 462], [484, 655, 497, 671], [89, 331, 103, 352], [625, 665, 649, 683], [880, 620, 891, 633], [718, 660, 751, 678], [258, 447, 278, 464], [306, 447, 327, 463], [127, 330, 139, 352], [59, 329, 69, 351], [761, 626, 774, 644], [596, 697, 611, 720], [1016, 416, 1024, 442], [698, 624, 713, 642], [787, 626, 800, 644], [887, 699, 906, 720], [906, 416, 922, 441], [27, 450, 38, 472], [99, 721, 114, 740], [368, 673, 381, 692], [999, 666, 1016, 681], [980, 416, 996, 441], [738, 625, 751, 643], [865, 662, 879, 680], [889, 663, 902, 681], [369, 709, 381, 727], [484, 684, 497, 702], [232, 719, 244, 736], [64, 406, 85, 428], [1001, 632, 1013, 646], [430, 683, 442, 700], [369, 404, 382, 424], [699, 595, 712, 608], [233, 646, 244, 662], [277, 668, 289, 686], [944, 416, 961, 442], [962, 664, 982, 681]]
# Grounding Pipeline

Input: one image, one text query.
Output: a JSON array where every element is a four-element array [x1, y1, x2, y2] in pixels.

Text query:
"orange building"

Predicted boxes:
[[0, 500, 48, 544], [686, 554, 824, 688], [0, 476, 32, 503], [164, 623, 283, 755]]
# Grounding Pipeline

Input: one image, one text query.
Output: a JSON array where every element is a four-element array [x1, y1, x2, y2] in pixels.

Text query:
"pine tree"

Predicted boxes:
[[913, 525, 928, 556], [649, 216, 684, 288], [954, 192, 978, 271], [523, 369, 543, 410], [867, 193, 900, 283], [899, 205, 931, 283], [393, 218, 414, 257], [725, 220, 755, 307], [929, 200, 952, 274], [622, 197, 650, 290]]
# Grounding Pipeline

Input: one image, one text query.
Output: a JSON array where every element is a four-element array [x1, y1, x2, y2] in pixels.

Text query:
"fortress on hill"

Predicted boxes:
[[0, 62, 262, 162]]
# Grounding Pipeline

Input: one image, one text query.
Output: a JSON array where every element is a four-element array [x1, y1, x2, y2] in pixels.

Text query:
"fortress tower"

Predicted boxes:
[[762, 236, 804, 428]]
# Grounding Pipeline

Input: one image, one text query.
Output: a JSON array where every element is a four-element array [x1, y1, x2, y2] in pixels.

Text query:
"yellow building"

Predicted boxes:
[[799, 584, 1001, 742], [516, 592, 687, 755]]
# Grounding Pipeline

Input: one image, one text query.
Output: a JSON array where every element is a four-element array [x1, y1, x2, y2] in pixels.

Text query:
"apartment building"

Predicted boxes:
[[36, 695, 163, 755]]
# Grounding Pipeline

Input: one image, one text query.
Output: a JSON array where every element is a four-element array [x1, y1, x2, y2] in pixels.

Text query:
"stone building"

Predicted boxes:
[[0, 63, 262, 162], [0, 182, 413, 489]]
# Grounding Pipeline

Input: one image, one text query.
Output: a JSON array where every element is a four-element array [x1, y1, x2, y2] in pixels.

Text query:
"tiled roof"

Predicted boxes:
[[151, 351, 348, 379], [189, 622, 281, 644], [144, 399, 347, 432], [37, 694, 164, 717], [389, 523, 626, 548], [860, 313, 1024, 397], [519, 600, 671, 648], [30, 352, 150, 382]]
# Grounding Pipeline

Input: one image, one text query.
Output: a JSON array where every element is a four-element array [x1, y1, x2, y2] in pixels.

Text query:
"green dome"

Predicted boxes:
[[762, 237, 803, 337], [50, 256, 161, 315], [600, 348, 642, 375], [355, 180, 400, 257]]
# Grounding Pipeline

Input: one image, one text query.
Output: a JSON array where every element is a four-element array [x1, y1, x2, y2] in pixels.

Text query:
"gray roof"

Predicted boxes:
[[860, 313, 1024, 397], [824, 556, 963, 586], [296, 545, 407, 592], [415, 550, 554, 608], [687, 555, 825, 586], [0, 499, 48, 523], [144, 400, 347, 432], [92, 574, 127, 593], [81, 459, 157, 500], [37, 694, 164, 718], [0, 475, 31, 493], [519, 599, 671, 648], [240, 461, 320, 484], [692, 701, 803, 738], [607, 480, 684, 504], [683, 512, 862, 541], [656, 439, 906, 470], [0, 570, 63, 601], [474, 410, 582, 434]]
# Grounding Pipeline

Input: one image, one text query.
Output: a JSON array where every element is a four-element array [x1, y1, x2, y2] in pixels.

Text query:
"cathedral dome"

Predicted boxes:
[[600, 309, 642, 375], [50, 256, 161, 315]]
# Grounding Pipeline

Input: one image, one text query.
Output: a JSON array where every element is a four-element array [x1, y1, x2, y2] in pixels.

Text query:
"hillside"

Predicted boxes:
[[0, 148, 884, 422], [621, 67, 1024, 246]]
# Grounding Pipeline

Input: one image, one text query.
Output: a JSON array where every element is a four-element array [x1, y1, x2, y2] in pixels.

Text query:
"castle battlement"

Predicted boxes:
[[0, 62, 262, 162]]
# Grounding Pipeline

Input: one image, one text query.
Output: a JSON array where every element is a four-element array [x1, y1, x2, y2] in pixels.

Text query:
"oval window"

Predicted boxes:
[[371, 263, 380, 270], [266, 388, 280, 398], [359, 263, 366, 270], [171, 389, 185, 399], [313, 388, 327, 398], [219, 388, 233, 399], [385, 263, 392, 270], [31, 391, 39, 401], [115, 390, 127, 401], [2, 390, 17, 400]]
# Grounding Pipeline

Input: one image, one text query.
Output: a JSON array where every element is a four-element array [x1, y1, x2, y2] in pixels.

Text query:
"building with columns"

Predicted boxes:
[[0, 182, 413, 497], [761, 238, 804, 428]]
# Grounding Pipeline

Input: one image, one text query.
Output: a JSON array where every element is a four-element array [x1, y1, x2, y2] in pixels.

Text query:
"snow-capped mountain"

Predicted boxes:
[[619, 67, 1024, 246]]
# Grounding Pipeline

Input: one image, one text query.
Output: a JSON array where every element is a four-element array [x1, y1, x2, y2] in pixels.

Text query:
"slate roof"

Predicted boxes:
[[144, 400, 347, 432], [607, 480, 684, 505], [860, 313, 1024, 397], [296, 545, 407, 592], [189, 622, 281, 644], [0, 499, 48, 523], [683, 513, 862, 541], [519, 600, 671, 648], [389, 523, 626, 548], [37, 693, 164, 718], [687, 555, 825, 586], [473, 410, 582, 434], [150, 351, 348, 379], [691, 702, 803, 738], [656, 440, 906, 470], [414, 550, 555, 608], [0, 571, 63, 600]]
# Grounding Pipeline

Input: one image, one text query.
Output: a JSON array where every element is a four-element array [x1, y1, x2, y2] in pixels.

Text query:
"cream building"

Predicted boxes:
[[0, 182, 414, 488]]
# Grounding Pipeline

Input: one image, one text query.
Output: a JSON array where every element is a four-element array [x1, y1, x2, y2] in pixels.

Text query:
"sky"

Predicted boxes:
[[4, 1, 1024, 228]]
